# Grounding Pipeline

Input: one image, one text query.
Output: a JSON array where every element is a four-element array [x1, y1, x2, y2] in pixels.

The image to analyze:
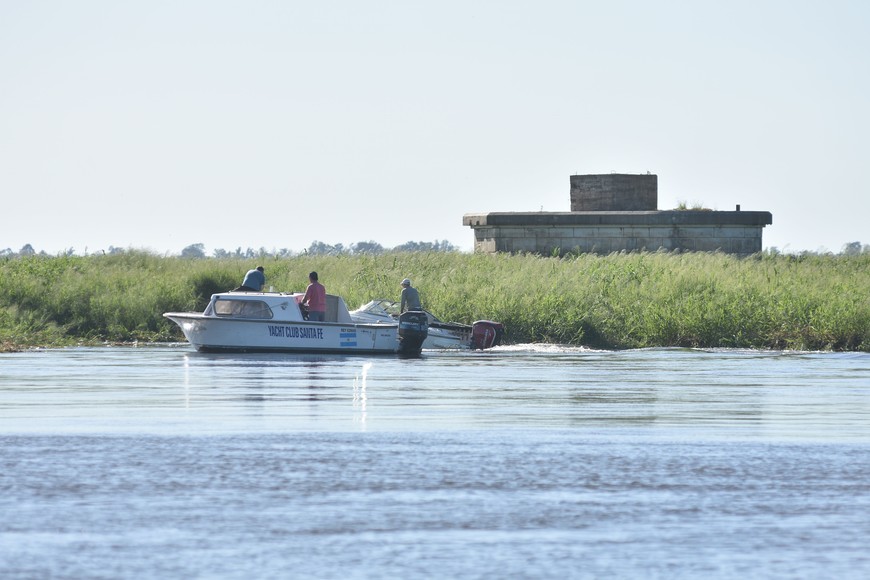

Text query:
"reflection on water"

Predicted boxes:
[[1, 345, 869, 439], [353, 361, 372, 427]]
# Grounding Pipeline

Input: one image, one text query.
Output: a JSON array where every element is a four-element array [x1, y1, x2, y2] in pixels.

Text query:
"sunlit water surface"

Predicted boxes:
[[1, 345, 868, 579]]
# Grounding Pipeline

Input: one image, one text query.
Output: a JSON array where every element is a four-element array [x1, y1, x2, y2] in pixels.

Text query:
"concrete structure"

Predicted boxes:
[[570, 173, 657, 211], [463, 174, 773, 256]]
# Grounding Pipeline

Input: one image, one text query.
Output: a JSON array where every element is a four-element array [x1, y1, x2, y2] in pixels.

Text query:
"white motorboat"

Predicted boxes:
[[349, 299, 503, 350], [164, 291, 428, 356]]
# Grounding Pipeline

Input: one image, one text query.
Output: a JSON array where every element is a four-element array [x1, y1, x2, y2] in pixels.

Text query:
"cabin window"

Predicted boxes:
[[213, 299, 274, 319]]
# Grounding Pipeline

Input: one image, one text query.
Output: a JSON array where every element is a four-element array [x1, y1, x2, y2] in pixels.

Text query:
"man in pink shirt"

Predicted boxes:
[[302, 271, 327, 321]]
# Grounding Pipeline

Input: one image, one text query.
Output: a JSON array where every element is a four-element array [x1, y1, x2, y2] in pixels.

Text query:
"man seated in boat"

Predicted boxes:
[[234, 266, 265, 292]]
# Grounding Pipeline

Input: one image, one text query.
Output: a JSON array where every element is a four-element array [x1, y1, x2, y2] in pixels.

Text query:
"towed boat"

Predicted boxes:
[[164, 291, 428, 356], [349, 299, 503, 350]]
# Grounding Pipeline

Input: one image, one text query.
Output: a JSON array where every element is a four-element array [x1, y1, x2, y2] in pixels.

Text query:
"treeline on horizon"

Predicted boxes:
[[5, 239, 870, 259], [1, 249, 869, 352], [1, 239, 460, 259]]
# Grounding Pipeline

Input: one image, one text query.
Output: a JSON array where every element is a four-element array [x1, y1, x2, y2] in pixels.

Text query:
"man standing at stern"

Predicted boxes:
[[400, 278, 421, 313]]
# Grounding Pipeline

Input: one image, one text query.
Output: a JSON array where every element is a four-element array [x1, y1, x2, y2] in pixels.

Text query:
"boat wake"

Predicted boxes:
[[486, 343, 608, 354]]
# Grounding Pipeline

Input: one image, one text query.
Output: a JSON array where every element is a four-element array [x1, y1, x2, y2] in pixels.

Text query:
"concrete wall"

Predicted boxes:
[[463, 211, 774, 256], [570, 173, 658, 211]]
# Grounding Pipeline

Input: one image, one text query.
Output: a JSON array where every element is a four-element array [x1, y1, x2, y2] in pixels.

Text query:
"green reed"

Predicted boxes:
[[1, 251, 868, 351]]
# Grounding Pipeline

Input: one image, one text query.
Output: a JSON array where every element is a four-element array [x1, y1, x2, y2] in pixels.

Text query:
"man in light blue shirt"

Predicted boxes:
[[238, 266, 265, 292]]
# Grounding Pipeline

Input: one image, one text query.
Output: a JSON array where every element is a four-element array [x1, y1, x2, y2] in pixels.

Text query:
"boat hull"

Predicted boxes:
[[424, 323, 472, 349], [164, 314, 406, 355]]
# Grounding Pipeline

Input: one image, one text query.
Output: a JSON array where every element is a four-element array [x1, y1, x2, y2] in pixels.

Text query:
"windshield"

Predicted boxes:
[[358, 300, 400, 316], [212, 299, 274, 319], [356, 299, 446, 323]]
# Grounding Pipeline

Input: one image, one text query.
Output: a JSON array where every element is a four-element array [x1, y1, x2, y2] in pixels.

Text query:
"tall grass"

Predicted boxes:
[[1, 251, 868, 351]]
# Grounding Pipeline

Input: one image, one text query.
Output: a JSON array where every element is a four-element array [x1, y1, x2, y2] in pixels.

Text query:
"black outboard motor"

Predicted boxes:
[[471, 320, 504, 349], [398, 311, 429, 356]]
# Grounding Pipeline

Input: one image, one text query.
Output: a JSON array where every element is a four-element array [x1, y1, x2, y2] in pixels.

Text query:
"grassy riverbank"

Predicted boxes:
[[1, 251, 868, 351]]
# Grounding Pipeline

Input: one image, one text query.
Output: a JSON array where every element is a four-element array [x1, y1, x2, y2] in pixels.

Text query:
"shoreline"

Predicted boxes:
[[2, 251, 869, 352]]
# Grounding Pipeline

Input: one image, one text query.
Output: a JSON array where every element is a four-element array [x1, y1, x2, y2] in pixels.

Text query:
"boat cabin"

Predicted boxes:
[[203, 292, 355, 324]]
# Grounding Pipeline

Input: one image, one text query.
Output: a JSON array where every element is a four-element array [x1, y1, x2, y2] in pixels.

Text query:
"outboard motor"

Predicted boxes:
[[398, 311, 429, 356], [471, 320, 504, 350]]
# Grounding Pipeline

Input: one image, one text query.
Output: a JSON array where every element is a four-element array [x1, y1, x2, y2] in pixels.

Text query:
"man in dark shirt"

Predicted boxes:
[[400, 278, 421, 312]]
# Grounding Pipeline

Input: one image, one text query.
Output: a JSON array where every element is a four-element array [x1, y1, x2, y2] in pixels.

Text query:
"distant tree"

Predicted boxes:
[[351, 241, 385, 255], [181, 243, 207, 259], [391, 239, 457, 253], [19, 244, 36, 256], [842, 241, 864, 256], [392, 241, 423, 252], [0, 248, 12, 257], [434, 239, 458, 252], [306, 241, 345, 255]]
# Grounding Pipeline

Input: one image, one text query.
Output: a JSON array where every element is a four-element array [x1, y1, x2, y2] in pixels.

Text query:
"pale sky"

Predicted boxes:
[[2, 0, 868, 255]]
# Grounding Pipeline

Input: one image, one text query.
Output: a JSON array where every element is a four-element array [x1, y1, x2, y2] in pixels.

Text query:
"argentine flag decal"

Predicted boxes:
[[340, 330, 357, 347]]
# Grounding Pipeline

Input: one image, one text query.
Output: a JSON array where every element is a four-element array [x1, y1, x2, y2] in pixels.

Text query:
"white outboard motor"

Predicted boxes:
[[398, 311, 429, 356], [471, 320, 504, 349]]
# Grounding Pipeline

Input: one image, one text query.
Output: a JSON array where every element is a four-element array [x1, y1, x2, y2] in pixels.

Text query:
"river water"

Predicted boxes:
[[1, 345, 868, 579]]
